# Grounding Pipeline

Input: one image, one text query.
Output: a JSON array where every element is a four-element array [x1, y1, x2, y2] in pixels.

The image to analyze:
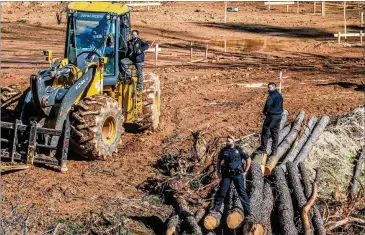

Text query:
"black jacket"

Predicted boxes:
[[127, 38, 149, 63], [218, 146, 249, 171], [263, 90, 283, 115]]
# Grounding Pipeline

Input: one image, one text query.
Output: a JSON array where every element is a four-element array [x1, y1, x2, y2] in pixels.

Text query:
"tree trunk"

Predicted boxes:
[[194, 208, 206, 223], [173, 195, 202, 234], [260, 181, 274, 234], [166, 214, 180, 235], [298, 163, 326, 235], [204, 202, 224, 230], [279, 116, 318, 171], [226, 184, 244, 229], [349, 146, 365, 201], [293, 116, 330, 165], [280, 110, 289, 130], [286, 161, 312, 235], [273, 167, 298, 235], [302, 169, 320, 235], [245, 180, 274, 235], [265, 112, 305, 175], [248, 162, 264, 223], [266, 123, 292, 156]]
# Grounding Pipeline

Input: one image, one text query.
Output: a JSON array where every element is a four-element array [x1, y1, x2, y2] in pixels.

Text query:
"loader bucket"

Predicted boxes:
[[0, 118, 70, 172]]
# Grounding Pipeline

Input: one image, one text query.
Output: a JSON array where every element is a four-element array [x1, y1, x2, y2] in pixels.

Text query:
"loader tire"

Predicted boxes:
[[139, 73, 161, 130], [70, 95, 124, 160]]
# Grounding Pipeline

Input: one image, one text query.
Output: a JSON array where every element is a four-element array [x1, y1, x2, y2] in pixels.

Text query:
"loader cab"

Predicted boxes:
[[65, 2, 131, 85]]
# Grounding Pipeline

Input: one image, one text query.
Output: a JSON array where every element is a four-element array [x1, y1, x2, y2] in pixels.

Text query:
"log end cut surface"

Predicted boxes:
[[204, 215, 219, 230], [166, 227, 176, 235], [264, 166, 272, 176], [226, 211, 244, 229]]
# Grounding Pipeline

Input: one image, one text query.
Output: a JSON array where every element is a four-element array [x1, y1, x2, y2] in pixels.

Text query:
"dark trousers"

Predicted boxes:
[[120, 58, 144, 89], [261, 114, 281, 154], [214, 175, 252, 214]]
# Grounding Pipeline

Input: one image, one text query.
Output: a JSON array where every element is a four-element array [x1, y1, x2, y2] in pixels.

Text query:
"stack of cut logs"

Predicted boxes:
[[165, 111, 329, 234]]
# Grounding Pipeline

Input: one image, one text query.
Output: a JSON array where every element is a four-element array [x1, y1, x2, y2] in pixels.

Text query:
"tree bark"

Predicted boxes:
[[293, 116, 330, 165], [302, 169, 320, 235], [173, 195, 202, 234], [260, 181, 274, 234], [280, 110, 289, 130], [279, 116, 318, 170], [166, 214, 180, 235], [194, 208, 206, 223], [349, 146, 365, 201], [265, 112, 305, 175], [226, 184, 245, 229], [286, 161, 312, 235], [298, 163, 326, 235], [204, 202, 224, 230], [248, 162, 264, 223], [273, 167, 298, 235]]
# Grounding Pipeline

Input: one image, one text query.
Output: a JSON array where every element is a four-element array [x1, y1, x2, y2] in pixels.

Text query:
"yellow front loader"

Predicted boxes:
[[0, 2, 160, 172]]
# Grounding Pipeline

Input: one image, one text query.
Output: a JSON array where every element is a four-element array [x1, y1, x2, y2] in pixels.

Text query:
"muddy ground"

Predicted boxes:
[[0, 2, 364, 233]]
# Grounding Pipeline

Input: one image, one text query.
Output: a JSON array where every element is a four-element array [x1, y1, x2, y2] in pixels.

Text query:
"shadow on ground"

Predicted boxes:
[[130, 215, 165, 235], [197, 22, 333, 39], [317, 82, 364, 91]]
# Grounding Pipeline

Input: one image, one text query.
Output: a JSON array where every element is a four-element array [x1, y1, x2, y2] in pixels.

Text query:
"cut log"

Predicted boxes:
[[0, 165, 30, 172], [204, 202, 224, 230], [279, 116, 318, 170], [280, 110, 289, 129], [349, 146, 365, 201], [298, 163, 326, 235], [286, 161, 312, 235], [266, 123, 292, 156], [243, 223, 265, 235], [173, 195, 202, 234], [302, 169, 320, 235], [194, 208, 206, 223], [245, 180, 274, 235], [247, 162, 264, 223], [273, 167, 298, 235], [293, 116, 330, 165], [260, 181, 274, 234], [166, 214, 180, 235], [226, 185, 245, 229], [265, 111, 305, 175]]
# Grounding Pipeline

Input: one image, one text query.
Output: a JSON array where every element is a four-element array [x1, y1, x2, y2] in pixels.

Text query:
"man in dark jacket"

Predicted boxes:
[[120, 30, 149, 91], [257, 82, 284, 156], [213, 136, 252, 217]]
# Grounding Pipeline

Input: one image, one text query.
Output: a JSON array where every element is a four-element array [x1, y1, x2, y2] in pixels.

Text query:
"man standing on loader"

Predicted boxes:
[[213, 136, 252, 217], [257, 82, 284, 156], [120, 30, 149, 91]]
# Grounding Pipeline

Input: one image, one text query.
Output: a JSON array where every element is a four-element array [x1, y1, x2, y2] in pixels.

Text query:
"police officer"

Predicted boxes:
[[120, 30, 149, 91], [213, 136, 252, 216], [257, 82, 284, 156]]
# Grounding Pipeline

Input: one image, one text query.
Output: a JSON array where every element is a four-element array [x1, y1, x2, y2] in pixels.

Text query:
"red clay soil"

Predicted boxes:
[[0, 2, 364, 233]]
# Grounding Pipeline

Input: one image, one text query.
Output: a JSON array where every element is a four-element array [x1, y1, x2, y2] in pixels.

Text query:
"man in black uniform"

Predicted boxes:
[[120, 30, 149, 91], [257, 82, 284, 156], [213, 136, 252, 216]]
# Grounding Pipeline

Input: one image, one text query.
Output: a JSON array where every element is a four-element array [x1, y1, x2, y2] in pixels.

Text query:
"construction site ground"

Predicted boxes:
[[1, 2, 364, 233]]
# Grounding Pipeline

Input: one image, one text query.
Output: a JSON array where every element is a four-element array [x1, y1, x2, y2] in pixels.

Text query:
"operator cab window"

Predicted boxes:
[[67, 12, 116, 76]]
